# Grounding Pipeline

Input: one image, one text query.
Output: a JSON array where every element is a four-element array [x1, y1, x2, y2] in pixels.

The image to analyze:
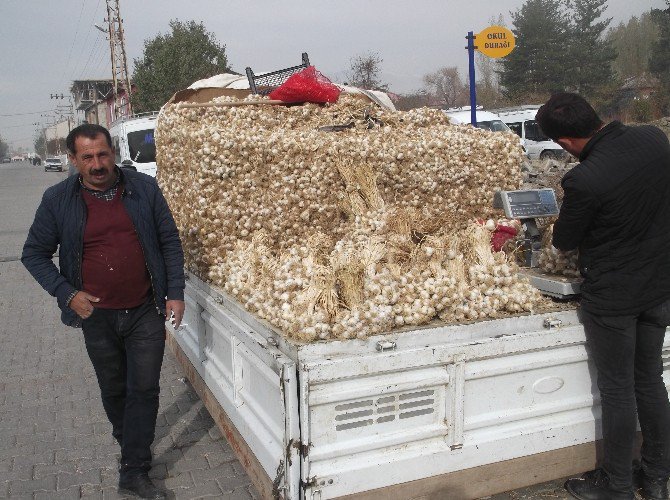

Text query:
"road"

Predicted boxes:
[[0, 161, 256, 499], [0, 160, 576, 499]]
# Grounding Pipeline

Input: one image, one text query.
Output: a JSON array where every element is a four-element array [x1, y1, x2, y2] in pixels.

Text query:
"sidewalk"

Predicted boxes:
[[0, 260, 256, 499]]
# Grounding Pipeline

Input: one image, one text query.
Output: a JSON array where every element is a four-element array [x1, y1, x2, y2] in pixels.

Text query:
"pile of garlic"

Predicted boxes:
[[155, 93, 549, 342], [210, 210, 544, 342]]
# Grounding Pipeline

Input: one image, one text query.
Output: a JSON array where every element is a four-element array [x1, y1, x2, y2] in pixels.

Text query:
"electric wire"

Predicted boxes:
[[0, 123, 41, 130], [79, 32, 106, 78], [0, 110, 52, 117], [58, 0, 87, 90], [70, 0, 104, 80], [92, 50, 112, 79]]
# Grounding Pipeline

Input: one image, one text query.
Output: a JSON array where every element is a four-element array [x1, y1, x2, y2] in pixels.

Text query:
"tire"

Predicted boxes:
[[540, 150, 567, 161]]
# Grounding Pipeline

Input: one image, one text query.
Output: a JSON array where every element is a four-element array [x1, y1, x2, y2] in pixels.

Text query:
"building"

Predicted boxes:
[[71, 80, 114, 127], [619, 73, 660, 101], [104, 85, 135, 125]]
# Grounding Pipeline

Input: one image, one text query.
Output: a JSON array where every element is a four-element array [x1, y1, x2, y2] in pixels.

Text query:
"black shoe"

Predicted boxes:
[[633, 463, 669, 500], [118, 474, 167, 499], [564, 468, 634, 500]]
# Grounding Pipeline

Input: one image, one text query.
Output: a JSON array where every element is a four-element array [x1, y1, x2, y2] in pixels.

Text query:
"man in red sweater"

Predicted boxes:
[[23, 124, 185, 499]]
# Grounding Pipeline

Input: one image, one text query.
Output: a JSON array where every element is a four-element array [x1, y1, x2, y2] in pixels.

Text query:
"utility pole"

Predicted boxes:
[[51, 93, 74, 155], [103, 0, 133, 120], [41, 113, 55, 157]]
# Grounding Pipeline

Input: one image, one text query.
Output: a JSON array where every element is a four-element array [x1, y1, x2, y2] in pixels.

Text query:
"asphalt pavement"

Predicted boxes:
[[0, 160, 577, 499]]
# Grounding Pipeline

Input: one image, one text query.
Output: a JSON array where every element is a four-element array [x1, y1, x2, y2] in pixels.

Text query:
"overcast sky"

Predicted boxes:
[[0, 0, 666, 150]]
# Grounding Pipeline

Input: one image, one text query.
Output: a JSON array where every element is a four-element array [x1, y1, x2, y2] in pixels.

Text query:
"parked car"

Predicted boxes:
[[1, 158, 11, 163], [44, 157, 63, 172]]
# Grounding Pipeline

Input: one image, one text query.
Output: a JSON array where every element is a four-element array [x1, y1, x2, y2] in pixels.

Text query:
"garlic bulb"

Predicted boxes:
[[537, 224, 580, 277]]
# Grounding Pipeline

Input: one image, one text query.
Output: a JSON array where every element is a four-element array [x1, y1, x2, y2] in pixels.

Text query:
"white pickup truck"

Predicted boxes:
[[167, 273, 670, 499]]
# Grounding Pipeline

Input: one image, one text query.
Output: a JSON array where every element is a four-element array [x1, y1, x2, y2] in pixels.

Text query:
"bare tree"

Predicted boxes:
[[423, 67, 468, 108], [347, 52, 388, 91], [394, 91, 432, 110]]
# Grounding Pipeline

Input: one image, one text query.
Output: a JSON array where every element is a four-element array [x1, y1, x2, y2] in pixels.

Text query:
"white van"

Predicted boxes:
[[492, 106, 567, 160], [109, 112, 158, 177], [443, 106, 513, 132]]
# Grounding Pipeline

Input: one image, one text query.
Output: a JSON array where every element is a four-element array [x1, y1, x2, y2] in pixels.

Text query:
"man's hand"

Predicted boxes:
[[166, 300, 185, 329], [69, 291, 100, 319]]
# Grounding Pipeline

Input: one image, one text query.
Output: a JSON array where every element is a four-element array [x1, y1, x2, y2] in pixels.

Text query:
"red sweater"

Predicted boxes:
[[81, 189, 151, 308]]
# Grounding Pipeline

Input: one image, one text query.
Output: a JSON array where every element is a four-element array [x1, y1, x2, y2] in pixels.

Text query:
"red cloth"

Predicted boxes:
[[491, 224, 518, 252], [81, 189, 151, 308], [268, 66, 341, 103]]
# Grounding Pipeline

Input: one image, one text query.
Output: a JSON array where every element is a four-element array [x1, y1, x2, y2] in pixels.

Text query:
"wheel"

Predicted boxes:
[[540, 150, 567, 161], [44, 168, 48, 172]]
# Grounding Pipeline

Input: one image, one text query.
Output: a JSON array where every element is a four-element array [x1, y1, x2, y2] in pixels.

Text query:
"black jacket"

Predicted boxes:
[[22, 168, 185, 327], [553, 121, 670, 315]]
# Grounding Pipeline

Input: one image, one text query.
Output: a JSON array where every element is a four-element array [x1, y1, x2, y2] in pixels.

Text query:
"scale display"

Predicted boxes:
[[495, 189, 559, 219]]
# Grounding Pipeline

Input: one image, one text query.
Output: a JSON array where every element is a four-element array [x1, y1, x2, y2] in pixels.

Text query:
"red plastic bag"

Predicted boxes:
[[269, 66, 341, 104], [491, 224, 518, 252]]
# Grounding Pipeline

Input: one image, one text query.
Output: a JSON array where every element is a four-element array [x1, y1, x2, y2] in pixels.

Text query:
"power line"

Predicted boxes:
[[70, 0, 105, 80], [0, 110, 52, 117], [79, 32, 106, 78], [59, 0, 88, 88], [86, 37, 109, 78], [7, 136, 40, 144], [92, 50, 110, 78], [0, 123, 40, 130]]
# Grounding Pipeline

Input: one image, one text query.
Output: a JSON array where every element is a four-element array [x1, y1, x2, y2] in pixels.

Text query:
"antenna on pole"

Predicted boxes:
[[104, 0, 133, 120]]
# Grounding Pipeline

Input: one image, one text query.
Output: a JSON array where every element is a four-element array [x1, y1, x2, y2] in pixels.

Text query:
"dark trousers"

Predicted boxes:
[[82, 299, 166, 480], [581, 299, 670, 492]]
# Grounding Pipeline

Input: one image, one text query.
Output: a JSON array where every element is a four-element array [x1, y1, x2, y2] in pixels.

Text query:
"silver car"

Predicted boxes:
[[44, 157, 63, 172]]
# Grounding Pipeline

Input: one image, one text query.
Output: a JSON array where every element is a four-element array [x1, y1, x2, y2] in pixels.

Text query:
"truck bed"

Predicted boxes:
[[168, 271, 670, 499]]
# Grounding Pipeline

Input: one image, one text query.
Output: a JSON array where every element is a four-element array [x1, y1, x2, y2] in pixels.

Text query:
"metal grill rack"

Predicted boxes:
[[245, 53, 310, 96]]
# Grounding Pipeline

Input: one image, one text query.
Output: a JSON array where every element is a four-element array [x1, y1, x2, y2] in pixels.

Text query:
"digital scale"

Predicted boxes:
[[493, 188, 582, 299]]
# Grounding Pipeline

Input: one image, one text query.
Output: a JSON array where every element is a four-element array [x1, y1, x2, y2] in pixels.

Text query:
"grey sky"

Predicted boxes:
[[0, 0, 666, 150]]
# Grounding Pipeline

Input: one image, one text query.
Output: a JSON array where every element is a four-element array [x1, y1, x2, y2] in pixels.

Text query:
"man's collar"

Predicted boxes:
[[579, 121, 625, 161]]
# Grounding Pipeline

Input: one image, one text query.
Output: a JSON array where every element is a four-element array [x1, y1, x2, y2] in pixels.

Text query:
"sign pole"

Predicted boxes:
[[466, 25, 515, 128], [466, 31, 477, 127]]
